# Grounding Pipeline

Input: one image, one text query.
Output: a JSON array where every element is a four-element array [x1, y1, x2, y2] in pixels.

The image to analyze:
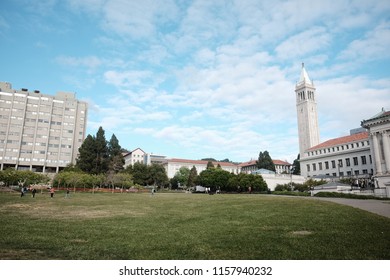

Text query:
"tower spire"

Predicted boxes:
[[298, 62, 312, 85]]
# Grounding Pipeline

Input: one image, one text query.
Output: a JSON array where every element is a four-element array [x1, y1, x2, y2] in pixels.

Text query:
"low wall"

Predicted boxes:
[[261, 174, 306, 191]]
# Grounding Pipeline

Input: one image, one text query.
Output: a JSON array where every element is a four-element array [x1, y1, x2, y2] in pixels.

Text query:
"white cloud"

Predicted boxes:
[[56, 55, 103, 71], [275, 27, 331, 60], [338, 21, 390, 62]]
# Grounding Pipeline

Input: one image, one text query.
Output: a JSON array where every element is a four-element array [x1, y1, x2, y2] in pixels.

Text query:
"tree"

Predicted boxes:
[[148, 163, 169, 188], [95, 127, 109, 174], [108, 134, 124, 173], [76, 134, 97, 173], [187, 166, 198, 188], [108, 134, 122, 157], [256, 151, 275, 171], [292, 154, 301, 175], [173, 166, 191, 188], [206, 161, 214, 169], [127, 162, 149, 186]]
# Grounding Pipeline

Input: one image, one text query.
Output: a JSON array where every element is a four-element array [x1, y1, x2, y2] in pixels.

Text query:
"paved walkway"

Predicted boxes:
[[308, 197, 390, 218]]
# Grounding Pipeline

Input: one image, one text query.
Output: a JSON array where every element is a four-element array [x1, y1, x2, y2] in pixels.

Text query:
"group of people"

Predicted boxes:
[[20, 187, 70, 198]]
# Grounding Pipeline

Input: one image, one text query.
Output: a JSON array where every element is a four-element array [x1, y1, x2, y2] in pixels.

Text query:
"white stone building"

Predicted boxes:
[[361, 109, 390, 191], [0, 82, 87, 173], [300, 130, 373, 180], [163, 158, 239, 179], [238, 159, 292, 174]]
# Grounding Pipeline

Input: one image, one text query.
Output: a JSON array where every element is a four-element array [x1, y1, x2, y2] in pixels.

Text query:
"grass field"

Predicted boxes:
[[0, 191, 389, 260]]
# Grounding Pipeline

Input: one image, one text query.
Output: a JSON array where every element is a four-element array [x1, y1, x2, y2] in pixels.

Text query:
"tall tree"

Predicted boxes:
[[95, 127, 109, 174], [108, 134, 122, 158], [108, 134, 124, 173], [292, 154, 301, 175], [256, 151, 276, 171], [187, 166, 198, 188], [76, 134, 97, 173]]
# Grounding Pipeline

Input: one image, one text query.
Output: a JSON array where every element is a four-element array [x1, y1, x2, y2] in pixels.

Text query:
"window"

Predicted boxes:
[[319, 162, 323, 170], [312, 163, 316, 171], [338, 159, 343, 167], [346, 158, 351, 167], [325, 161, 329, 169], [331, 160, 336, 168], [307, 164, 310, 172], [361, 156, 367, 165], [353, 157, 358, 166], [354, 170, 359, 176]]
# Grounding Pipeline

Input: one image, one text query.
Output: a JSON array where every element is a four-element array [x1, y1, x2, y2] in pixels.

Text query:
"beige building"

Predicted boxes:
[[123, 148, 167, 167], [0, 82, 87, 173]]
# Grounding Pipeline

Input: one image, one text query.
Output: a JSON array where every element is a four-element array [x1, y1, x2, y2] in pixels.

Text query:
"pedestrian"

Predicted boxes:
[[32, 188, 37, 198], [50, 188, 55, 198], [65, 188, 70, 198], [248, 186, 252, 194], [20, 188, 24, 197]]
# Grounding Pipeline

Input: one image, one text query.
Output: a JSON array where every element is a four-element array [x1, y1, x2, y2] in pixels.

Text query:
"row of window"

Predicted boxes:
[[307, 155, 371, 172], [316, 169, 373, 177], [0, 156, 71, 164], [297, 90, 314, 101], [308, 141, 369, 157], [0, 140, 73, 149]]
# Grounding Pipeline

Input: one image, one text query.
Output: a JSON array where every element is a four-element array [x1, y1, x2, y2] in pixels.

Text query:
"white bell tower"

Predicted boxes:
[[295, 63, 320, 157]]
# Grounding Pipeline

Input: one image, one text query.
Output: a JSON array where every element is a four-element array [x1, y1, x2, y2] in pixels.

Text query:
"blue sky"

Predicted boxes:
[[0, 0, 389, 163]]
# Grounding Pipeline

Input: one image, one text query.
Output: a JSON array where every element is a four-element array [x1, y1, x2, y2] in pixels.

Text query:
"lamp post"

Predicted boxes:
[[290, 166, 295, 191]]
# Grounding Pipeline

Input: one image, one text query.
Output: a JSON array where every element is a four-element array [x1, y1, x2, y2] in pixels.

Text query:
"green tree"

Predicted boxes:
[[206, 161, 214, 169], [292, 154, 301, 175], [128, 162, 149, 186], [108, 134, 125, 173], [148, 163, 169, 188], [256, 151, 275, 171], [108, 134, 121, 157], [173, 166, 191, 188], [76, 134, 97, 173], [95, 127, 109, 174], [187, 166, 198, 188]]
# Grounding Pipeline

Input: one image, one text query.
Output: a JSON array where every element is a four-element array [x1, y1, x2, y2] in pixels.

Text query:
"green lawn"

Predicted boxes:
[[0, 191, 389, 260]]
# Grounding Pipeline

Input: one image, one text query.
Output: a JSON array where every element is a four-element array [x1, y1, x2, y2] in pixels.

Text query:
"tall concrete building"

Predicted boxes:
[[0, 82, 87, 173], [295, 63, 320, 157]]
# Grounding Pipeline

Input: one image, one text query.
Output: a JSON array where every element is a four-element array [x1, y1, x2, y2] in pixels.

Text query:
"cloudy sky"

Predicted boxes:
[[0, 0, 389, 163]]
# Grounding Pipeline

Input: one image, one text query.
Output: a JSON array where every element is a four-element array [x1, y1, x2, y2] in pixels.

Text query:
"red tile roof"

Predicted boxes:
[[167, 158, 238, 167], [273, 159, 291, 165], [308, 131, 369, 151], [238, 159, 291, 167]]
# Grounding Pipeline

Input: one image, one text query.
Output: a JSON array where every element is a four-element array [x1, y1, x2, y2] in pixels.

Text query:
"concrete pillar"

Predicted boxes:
[[372, 132, 382, 175], [382, 130, 390, 173]]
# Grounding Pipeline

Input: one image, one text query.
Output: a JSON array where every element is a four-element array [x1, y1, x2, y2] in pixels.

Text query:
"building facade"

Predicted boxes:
[[361, 109, 390, 189], [239, 159, 292, 174], [299, 130, 373, 180], [123, 148, 167, 167], [0, 82, 87, 173]]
